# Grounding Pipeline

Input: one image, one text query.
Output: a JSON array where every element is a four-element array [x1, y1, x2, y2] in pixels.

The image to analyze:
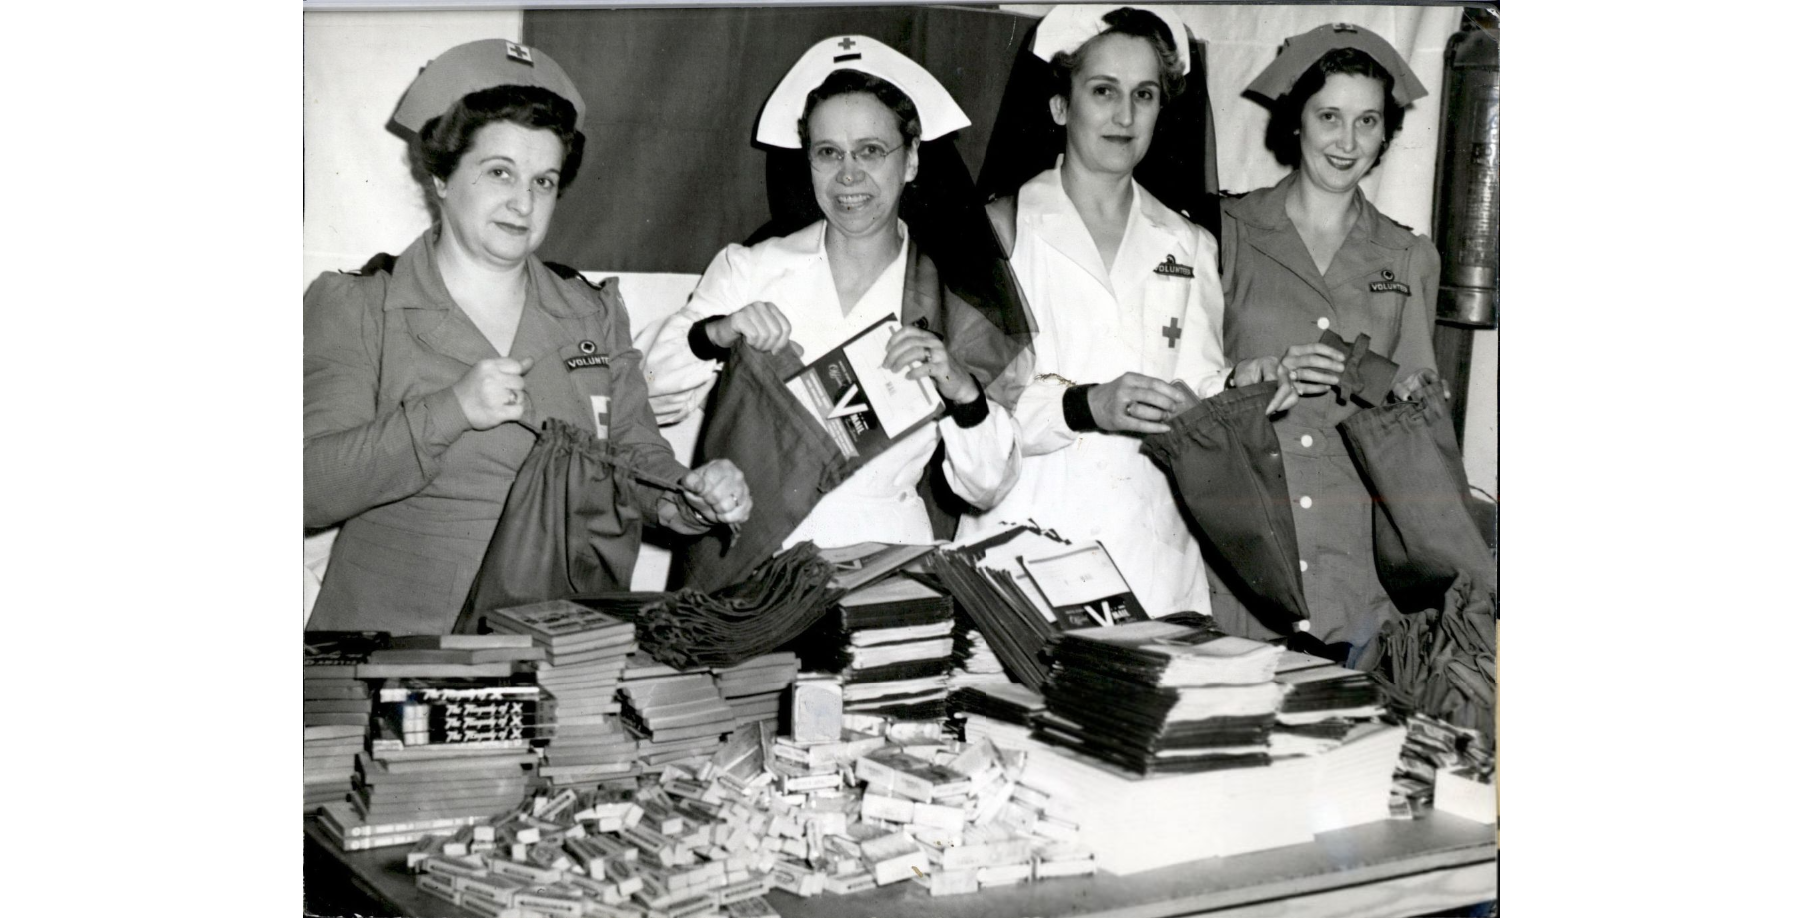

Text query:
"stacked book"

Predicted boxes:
[[1271, 660, 1390, 758], [326, 744, 535, 851], [485, 599, 642, 787], [925, 533, 1150, 692], [618, 671, 737, 772], [303, 631, 386, 810], [947, 682, 1046, 749], [798, 576, 957, 721], [711, 652, 799, 731], [1035, 621, 1285, 776], [947, 623, 1009, 688]]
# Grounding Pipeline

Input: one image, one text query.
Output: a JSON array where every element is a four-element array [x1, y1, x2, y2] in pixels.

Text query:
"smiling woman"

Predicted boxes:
[[1210, 24, 1451, 665], [641, 35, 1035, 589], [958, 5, 1294, 619], [302, 40, 751, 633]]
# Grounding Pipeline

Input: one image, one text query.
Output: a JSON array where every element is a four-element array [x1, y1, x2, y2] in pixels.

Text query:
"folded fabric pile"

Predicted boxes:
[[1370, 572, 1497, 738], [636, 542, 842, 670]]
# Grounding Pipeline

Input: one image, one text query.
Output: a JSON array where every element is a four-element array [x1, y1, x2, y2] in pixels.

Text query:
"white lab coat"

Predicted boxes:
[[644, 220, 1020, 549], [960, 164, 1229, 617]]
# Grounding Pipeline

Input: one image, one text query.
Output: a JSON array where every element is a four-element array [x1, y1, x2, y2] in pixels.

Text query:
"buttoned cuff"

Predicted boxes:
[[688, 317, 733, 362], [1062, 384, 1099, 433], [947, 393, 991, 428]]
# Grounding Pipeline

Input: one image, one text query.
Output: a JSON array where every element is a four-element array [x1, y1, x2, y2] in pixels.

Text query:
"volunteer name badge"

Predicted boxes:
[[566, 340, 610, 371], [1154, 254, 1194, 278], [1369, 268, 1411, 295]]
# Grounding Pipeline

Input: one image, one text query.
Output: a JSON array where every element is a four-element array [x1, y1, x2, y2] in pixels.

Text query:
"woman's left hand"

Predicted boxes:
[[1392, 367, 1444, 403], [884, 327, 981, 405], [680, 459, 752, 526]]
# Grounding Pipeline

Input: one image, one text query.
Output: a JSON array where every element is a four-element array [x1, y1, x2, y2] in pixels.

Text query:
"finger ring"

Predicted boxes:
[[506, 389, 520, 406]]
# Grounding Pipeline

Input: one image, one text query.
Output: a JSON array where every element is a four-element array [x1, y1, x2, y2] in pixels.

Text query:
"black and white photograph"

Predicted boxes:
[[294, 3, 1501, 916]]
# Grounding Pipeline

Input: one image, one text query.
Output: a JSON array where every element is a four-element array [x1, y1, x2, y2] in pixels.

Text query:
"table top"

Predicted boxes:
[[305, 810, 1496, 918]]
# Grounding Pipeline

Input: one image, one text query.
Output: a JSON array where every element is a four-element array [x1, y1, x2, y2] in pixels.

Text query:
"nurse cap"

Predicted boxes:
[[392, 39, 587, 135], [1245, 23, 1428, 106], [1031, 5, 1192, 75], [754, 35, 970, 149]]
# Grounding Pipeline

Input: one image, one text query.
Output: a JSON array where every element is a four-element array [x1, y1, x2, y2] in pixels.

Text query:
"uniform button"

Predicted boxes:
[[897, 493, 909, 503], [1300, 434, 1314, 448], [1299, 495, 1313, 509], [1294, 620, 1312, 633], [1316, 317, 1330, 330], [1299, 559, 1309, 572]]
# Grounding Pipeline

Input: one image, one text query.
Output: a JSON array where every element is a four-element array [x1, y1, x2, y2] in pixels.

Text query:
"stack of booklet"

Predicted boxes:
[[1271, 656, 1390, 757], [617, 671, 737, 772], [947, 624, 1008, 688], [925, 532, 1149, 692], [711, 652, 800, 730], [329, 743, 534, 849], [947, 683, 1046, 748], [796, 576, 956, 721], [303, 631, 385, 810], [485, 599, 642, 786], [1035, 621, 1285, 775]]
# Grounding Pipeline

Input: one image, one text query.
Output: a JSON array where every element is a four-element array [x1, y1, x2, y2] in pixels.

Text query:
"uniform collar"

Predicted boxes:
[[1223, 172, 1413, 301], [385, 227, 596, 366], [1020, 158, 1189, 293], [1224, 171, 1414, 252]]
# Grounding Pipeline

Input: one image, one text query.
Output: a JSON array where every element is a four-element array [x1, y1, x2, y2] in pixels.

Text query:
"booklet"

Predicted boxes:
[[785, 315, 943, 461]]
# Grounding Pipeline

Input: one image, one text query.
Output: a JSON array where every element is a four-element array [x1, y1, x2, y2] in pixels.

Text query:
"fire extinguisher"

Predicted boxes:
[[1433, 23, 1499, 328]]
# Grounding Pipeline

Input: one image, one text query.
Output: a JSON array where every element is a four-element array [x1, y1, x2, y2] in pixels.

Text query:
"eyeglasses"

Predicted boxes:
[[808, 142, 904, 172]]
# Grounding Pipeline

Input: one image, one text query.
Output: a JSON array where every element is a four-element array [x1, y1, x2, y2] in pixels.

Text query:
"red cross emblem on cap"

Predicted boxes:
[[505, 41, 534, 65], [838, 37, 857, 50]]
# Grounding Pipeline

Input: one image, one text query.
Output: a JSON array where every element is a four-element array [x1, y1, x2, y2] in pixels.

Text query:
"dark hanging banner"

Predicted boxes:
[[522, 5, 1037, 274]]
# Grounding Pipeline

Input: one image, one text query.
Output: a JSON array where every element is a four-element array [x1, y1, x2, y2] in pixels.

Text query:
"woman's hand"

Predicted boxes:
[[1088, 372, 1186, 435], [708, 302, 793, 353], [452, 357, 535, 430], [883, 327, 981, 404], [1229, 357, 1304, 416], [1277, 342, 1347, 396], [1392, 367, 1444, 403], [680, 459, 752, 526]]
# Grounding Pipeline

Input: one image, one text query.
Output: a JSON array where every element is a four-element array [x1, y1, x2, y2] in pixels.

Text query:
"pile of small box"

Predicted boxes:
[[409, 713, 1095, 917]]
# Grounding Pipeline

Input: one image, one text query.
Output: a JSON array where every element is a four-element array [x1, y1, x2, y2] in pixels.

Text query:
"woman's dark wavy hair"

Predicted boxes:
[[797, 69, 922, 150], [412, 84, 586, 194], [1266, 47, 1406, 170], [1049, 7, 1186, 103]]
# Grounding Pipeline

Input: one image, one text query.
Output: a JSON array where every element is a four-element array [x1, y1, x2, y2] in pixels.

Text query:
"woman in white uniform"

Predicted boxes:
[[962, 6, 1297, 618], [645, 37, 1027, 556]]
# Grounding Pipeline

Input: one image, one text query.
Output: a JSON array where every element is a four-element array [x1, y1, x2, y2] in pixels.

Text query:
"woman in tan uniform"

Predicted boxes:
[[304, 40, 750, 634], [1214, 24, 1442, 666]]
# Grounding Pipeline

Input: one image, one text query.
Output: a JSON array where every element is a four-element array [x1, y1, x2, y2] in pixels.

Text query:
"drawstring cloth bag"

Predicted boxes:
[[1339, 383, 1498, 614], [1140, 380, 1311, 631], [453, 418, 644, 634], [636, 541, 841, 670], [676, 344, 853, 594]]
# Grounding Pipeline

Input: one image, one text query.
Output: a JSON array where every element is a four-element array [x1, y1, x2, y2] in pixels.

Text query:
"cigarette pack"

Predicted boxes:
[[978, 862, 1034, 887], [913, 867, 981, 896], [823, 870, 876, 895]]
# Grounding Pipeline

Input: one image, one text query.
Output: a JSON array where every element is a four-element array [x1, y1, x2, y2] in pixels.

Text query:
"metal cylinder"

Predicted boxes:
[[1433, 25, 1500, 328]]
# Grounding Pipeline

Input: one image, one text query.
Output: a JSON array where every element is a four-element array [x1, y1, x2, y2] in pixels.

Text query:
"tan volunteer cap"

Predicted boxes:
[[392, 39, 586, 134]]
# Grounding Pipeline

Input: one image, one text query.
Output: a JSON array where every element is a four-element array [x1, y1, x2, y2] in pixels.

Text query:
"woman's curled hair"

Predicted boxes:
[[1050, 7, 1186, 103], [797, 69, 922, 150], [1266, 47, 1407, 170], [414, 84, 586, 193]]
